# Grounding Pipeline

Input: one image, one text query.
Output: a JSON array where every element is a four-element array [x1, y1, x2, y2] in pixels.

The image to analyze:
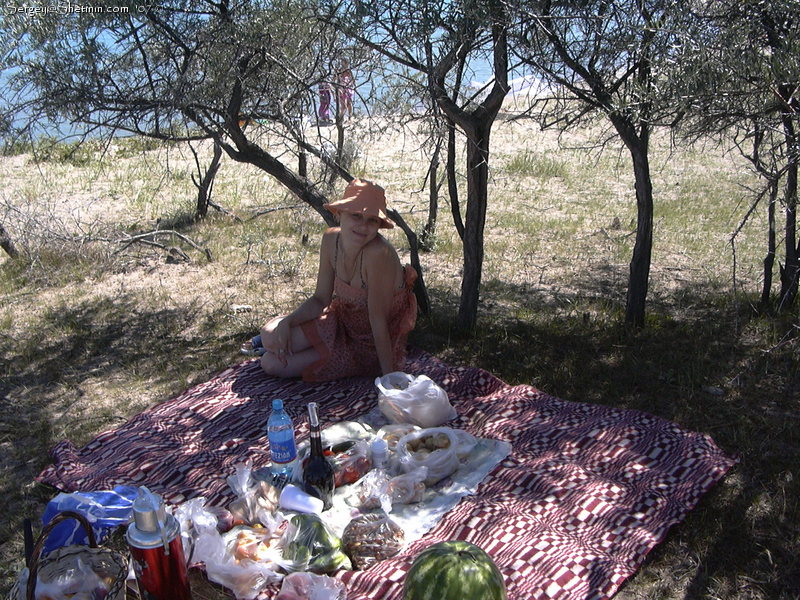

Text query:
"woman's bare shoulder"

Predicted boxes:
[[317, 228, 340, 265], [321, 227, 340, 247], [363, 239, 403, 292], [364, 235, 399, 263]]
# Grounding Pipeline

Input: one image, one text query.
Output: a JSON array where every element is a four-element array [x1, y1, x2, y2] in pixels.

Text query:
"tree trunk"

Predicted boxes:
[[0, 222, 19, 259], [388, 209, 431, 316], [627, 148, 654, 327], [195, 141, 223, 219], [458, 124, 491, 330], [430, 3, 507, 330], [329, 116, 347, 187], [421, 140, 440, 250], [761, 180, 778, 307], [626, 151, 654, 327], [299, 150, 308, 178], [612, 117, 653, 328], [778, 111, 799, 309], [222, 140, 336, 226], [446, 120, 465, 241]]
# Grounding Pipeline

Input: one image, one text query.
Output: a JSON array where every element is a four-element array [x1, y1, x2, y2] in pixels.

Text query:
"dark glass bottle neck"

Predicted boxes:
[[309, 425, 324, 456]]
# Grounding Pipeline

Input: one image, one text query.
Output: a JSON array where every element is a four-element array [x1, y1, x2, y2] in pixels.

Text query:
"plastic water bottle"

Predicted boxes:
[[268, 399, 297, 479]]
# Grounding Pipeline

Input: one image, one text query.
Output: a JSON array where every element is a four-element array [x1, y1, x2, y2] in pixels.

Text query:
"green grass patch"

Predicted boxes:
[[113, 135, 174, 158], [504, 150, 571, 179], [21, 137, 108, 166]]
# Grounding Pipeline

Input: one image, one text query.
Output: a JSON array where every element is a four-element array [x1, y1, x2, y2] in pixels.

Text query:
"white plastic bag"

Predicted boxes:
[[26, 558, 107, 600], [175, 498, 286, 600], [396, 427, 477, 485], [275, 571, 346, 600], [375, 372, 456, 428]]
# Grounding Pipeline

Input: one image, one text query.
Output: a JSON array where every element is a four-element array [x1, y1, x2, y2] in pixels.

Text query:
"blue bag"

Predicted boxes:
[[41, 485, 139, 553]]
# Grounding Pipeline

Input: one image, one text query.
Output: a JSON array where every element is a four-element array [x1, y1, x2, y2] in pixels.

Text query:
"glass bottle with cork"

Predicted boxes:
[[302, 402, 335, 510]]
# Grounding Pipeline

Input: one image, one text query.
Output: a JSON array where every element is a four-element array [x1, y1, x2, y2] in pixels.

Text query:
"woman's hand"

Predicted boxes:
[[262, 317, 292, 367]]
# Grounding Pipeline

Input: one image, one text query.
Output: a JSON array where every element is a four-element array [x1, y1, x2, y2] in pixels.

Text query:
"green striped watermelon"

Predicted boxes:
[[403, 540, 507, 600]]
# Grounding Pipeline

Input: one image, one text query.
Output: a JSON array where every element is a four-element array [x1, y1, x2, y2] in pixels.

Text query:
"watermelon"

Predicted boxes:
[[403, 540, 507, 600]]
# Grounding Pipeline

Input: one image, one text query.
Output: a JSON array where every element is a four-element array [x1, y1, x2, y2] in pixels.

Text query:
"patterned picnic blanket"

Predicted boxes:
[[37, 349, 737, 600]]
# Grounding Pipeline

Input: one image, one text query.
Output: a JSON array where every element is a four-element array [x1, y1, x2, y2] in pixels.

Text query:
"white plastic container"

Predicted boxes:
[[279, 484, 324, 514]]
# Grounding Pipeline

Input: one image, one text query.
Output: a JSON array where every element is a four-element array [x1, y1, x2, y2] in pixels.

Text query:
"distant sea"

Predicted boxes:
[[4, 55, 541, 143]]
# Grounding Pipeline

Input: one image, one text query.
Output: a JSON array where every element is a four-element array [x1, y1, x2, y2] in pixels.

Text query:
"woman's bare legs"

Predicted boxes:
[[259, 316, 321, 378], [260, 347, 320, 378]]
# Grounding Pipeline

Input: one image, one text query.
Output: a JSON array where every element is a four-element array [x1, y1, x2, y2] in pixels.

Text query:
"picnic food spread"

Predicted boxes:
[[18, 372, 511, 600]]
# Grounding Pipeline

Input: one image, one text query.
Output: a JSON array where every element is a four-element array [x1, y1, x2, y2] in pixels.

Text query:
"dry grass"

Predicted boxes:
[[0, 115, 798, 598]]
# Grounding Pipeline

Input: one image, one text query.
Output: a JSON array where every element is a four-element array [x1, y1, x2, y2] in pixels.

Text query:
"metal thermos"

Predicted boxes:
[[126, 486, 192, 600]]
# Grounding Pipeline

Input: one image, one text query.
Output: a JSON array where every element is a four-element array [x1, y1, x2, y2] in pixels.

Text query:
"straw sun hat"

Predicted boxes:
[[323, 178, 395, 229]]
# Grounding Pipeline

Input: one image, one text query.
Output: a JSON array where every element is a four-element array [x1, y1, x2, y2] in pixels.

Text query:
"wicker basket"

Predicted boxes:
[[9, 510, 128, 600]]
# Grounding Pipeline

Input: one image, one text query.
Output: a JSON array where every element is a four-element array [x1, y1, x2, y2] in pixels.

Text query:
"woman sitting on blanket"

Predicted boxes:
[[243, 179, 418, 382]]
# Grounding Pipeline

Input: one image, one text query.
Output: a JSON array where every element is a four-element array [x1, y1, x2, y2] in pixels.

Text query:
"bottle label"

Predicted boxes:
[[271, 438, 297, 464]]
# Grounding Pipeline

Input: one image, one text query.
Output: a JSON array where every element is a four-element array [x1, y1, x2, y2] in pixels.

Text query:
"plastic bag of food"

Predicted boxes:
[[226, 461, 280, 528], [376, 424, 420, 451], [386, 467, 428, 505], [275, 571, 346, 600], [375, 372, 457, 428], [177, 499, 286, 600], [227, 525, 284, 564], [30, 557, 108, 600], [356, 467, 392, 513], [396, 427, 477, 485], [281, 513, 352, 574], [297, 435, 372, 488], [325, 440, 372, 487], [375, 424, 418, 475], [342, 510, 405, 570]]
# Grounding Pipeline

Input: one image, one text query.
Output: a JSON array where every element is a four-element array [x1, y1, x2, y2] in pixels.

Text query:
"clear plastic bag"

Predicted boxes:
[[275, 571, 346, 600], [28, 558, 108, 600], [376, 424, 420, 451], [327, 440, 372, 487], [341, 511, 405, 570], [356, 467, 391, 513], [280, 513, 352, 574], [396, 427, 477, 485], [175, 499, 286, 600], [226, 461, 280, 529], [376, 424, 419, 474], [386, 467, 428, 504], [375, 372, 457, 428]]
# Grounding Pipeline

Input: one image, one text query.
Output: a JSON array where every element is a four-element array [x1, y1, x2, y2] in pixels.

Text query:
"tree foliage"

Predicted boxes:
[[1, 0, 358, 220], [675, 0, 800, 309], [510, 0, 701, 326]]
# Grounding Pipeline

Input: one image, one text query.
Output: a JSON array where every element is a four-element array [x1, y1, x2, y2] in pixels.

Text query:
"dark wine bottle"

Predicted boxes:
[[302, 402, 335, 510]]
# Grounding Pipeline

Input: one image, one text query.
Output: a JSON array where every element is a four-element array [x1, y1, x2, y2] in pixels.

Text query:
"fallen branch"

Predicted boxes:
[[208, 198, 244, 222], [248, 204, 304, 220], [115, 229, 213, 262]]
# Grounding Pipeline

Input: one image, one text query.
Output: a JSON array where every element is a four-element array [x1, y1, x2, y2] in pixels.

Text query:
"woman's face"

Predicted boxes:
[[339, 211, 382, 246]]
